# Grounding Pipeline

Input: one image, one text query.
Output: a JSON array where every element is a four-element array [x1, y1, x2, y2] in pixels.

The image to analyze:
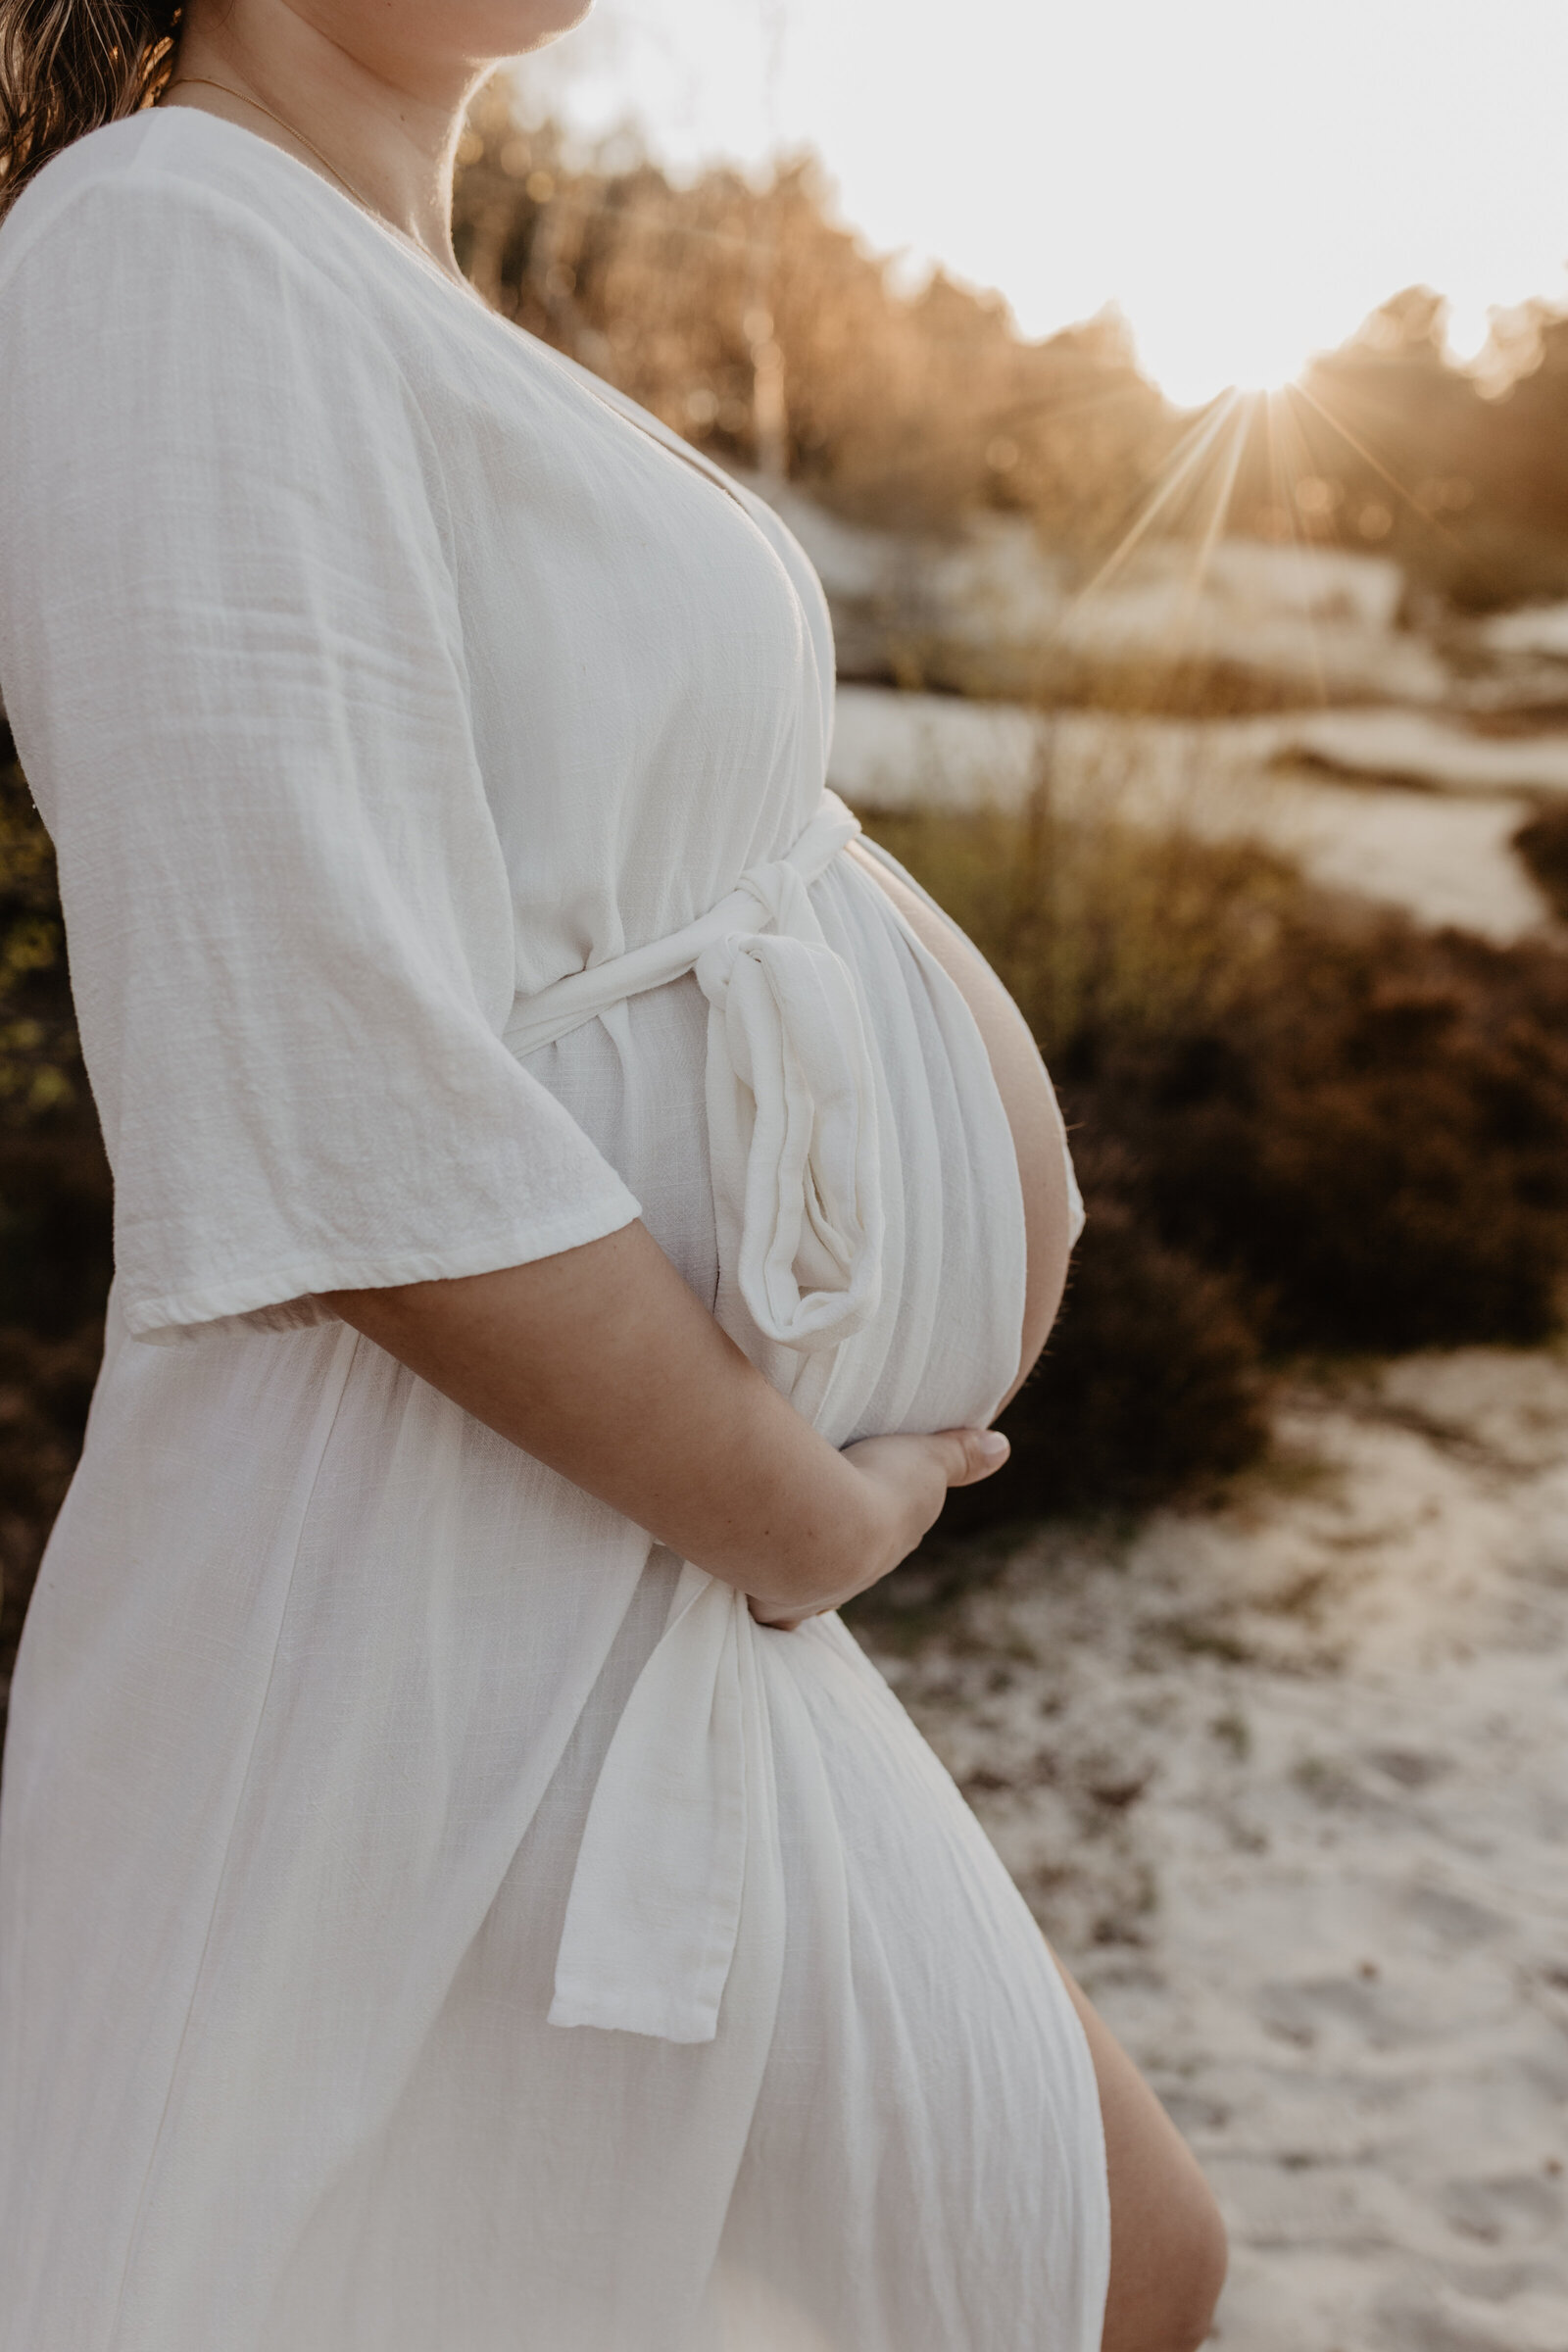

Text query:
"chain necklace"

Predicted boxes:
[[161, 76, 456, 282]]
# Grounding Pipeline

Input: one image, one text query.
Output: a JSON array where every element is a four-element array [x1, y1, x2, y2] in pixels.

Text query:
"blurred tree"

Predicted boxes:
[[454, 99, 1568, 607], [451, 91, 1175, 553]]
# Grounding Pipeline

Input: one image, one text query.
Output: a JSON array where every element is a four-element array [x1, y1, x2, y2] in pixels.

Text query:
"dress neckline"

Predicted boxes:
[[139, 106, 762, 528]]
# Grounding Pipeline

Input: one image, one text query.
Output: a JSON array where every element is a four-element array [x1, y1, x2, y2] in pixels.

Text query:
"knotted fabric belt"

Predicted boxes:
[[504, 789, 882, 2042], [504, 789, 881, 1359]]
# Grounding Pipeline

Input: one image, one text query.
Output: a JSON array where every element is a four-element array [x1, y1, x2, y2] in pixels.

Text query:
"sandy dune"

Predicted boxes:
[[761, 489, 1447, 709], [1270, 708, 1568, 799], [828, 687, 1556, 943], [859, 1349, 1568, 2349]]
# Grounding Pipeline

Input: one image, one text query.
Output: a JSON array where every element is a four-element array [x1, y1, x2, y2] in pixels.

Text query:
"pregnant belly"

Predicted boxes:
[[528, 840, 1069, 1443], [843, 842, 1074, 1404]]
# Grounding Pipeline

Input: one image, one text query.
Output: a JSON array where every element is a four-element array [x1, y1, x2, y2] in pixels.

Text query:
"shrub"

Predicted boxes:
[[0, 729, 110, 1716], [1513, 801, 1568, 922], [869, 790, 1568, 1530], [1102, 914, 1568, 1350], [942, 1166, 1267, 1533]]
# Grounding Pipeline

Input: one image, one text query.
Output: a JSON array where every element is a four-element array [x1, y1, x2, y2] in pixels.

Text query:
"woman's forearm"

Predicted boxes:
[[324, 1221, 1005, 1621]]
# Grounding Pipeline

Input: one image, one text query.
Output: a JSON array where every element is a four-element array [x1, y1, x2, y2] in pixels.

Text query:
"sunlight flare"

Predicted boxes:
[[1128, 310, 1323, 411]]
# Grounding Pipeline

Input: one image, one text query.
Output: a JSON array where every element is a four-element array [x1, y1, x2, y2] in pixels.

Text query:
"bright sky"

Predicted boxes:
[[517, 0, 1568, 408]]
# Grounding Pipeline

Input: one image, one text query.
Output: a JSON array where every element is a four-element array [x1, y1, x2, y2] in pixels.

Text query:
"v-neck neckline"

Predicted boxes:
[[145, 108, 764, 534]]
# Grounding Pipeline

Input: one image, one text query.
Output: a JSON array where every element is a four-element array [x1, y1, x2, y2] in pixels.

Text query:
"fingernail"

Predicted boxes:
[[976, 1430, 1009, 1463]]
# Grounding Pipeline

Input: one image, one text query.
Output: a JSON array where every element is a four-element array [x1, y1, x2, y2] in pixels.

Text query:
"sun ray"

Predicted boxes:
[[1287, 377, 1457, 546], [1076, 390, 1243, 600], [1255, 385, 1342, 706], [1179, 389, 1251, 605]]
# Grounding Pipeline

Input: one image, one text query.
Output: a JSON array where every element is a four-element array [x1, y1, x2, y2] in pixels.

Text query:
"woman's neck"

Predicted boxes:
[[166, 0, 484, 280]]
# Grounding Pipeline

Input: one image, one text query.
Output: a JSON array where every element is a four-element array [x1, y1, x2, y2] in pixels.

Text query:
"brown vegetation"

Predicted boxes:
[[870, 791, 1568, 1530], [453, 97, 1568, 606], [452, 92, 1182, 550], [0, 729, 109, 1704], [1227, 287, 1568, 610], [1512, 801, 1568, 921]]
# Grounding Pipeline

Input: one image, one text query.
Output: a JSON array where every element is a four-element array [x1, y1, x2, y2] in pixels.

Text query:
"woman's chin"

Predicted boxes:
[[482, 0, 596, 59]]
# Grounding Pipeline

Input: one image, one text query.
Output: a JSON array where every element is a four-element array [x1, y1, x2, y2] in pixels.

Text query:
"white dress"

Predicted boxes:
[[0, 110, 1108, 2352]]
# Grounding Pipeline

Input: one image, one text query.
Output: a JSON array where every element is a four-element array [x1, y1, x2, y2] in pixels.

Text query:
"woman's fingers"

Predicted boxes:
[[772, 1430, 1008, 1627], [841, 1424, 1008, 1494], [749, 1427, 1013, 1628], [940, 1426, 1010, 1486]]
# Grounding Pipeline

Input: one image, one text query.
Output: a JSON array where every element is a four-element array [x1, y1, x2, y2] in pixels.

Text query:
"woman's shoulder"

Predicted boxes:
[[0, 110, 446, 492], [0, 108, 388, 317]]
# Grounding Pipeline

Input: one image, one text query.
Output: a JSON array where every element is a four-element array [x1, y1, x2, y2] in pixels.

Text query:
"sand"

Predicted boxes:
[[759, 489, 1448, 709], [827, 687, 1557, 944], [858, 1348, 1568, 2349]]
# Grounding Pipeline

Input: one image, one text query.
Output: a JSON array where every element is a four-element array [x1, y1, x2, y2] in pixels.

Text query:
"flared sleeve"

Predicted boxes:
[[0, 154, 640, 1341]]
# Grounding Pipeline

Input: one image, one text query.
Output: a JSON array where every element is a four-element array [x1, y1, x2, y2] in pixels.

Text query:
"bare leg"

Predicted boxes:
[[1054, 1958, 1228, 2352]]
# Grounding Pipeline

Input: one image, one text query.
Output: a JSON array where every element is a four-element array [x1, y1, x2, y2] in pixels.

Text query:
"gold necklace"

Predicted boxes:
[[161, 75, 445, 274]]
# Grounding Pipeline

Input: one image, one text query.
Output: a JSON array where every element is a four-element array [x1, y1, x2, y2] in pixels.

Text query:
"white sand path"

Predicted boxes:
[[858, 1349, 1568, 2350]]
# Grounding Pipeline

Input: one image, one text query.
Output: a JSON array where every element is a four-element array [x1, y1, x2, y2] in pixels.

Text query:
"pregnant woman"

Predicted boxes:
[[0, 1, 1225, 2345]]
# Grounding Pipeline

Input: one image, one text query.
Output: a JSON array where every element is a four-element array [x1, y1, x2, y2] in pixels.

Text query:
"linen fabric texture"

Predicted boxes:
[[0, 110, 1109, 2352]]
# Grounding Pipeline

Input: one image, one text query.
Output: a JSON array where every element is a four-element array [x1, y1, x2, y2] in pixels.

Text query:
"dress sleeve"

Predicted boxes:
[[0, 158, 641, 1342]]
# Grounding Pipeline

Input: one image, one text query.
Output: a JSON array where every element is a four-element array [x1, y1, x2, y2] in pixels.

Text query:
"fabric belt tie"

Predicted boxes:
[[503, 790, 882, 2042]]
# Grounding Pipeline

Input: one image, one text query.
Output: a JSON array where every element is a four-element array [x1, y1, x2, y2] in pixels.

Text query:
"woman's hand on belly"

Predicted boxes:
[[846, 841, 1073, 1405], [748, 1424, 1012, 1630], [325, 1220, 1012, 1626]]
